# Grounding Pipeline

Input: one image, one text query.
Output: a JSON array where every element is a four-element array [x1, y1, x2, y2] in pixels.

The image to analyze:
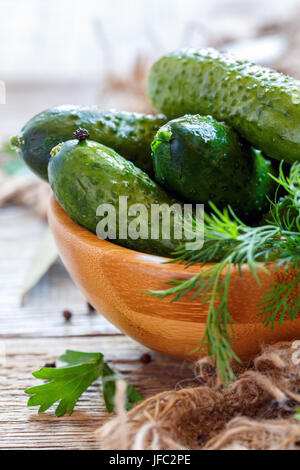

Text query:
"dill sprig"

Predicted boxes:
[[149, 162, 300, 384]]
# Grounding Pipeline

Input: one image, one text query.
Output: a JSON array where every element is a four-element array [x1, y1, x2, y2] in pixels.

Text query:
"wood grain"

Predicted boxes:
[[1, 336, 193, 450], [0, 205, 119, 338], [0, 204, 194, 449]]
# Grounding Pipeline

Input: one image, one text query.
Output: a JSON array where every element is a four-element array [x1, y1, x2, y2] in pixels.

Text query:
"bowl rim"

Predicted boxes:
[[49, 195, 268, 276], [49, 195, 182, 264]]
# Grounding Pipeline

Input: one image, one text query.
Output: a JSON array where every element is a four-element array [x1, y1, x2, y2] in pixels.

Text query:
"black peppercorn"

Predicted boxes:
[[63, 310, 72, 321], [44, 362, 56, 368], [140, 353, 152, 364]]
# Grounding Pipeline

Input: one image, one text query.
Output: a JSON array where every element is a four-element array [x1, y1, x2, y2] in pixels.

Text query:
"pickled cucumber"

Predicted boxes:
[[147, 48, 300, 165]]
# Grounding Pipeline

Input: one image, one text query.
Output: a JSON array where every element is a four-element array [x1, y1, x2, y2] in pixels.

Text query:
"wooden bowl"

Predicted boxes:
[[48, 196, 300, 362]]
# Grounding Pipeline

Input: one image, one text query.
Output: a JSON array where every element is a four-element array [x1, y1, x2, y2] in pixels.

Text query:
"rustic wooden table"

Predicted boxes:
[[0, 204, 193, 450]]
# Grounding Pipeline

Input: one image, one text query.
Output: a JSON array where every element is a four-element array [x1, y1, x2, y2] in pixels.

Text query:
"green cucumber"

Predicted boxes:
[[11, 105, 167, 180], [147, 47, 300, 165], [152, 115, 275, 222], [48, 137, 184, 258]]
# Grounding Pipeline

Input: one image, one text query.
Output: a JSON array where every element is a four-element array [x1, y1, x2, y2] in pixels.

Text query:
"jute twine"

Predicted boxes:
[[98, 341, 300, 450]]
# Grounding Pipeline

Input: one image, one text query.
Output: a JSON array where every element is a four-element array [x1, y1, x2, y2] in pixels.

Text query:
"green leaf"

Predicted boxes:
[[102, 362, 142, 413], [25, 353, 103, 416], [25, 350, 142, 416], [59, 350, 103, 365], [295, 408, 300, 420]]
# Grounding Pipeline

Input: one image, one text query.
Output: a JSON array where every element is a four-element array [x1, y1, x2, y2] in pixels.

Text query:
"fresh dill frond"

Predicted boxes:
[[149, 162, 300, 385], [258, 270, 300, 329], [150, 258, 237, 383]]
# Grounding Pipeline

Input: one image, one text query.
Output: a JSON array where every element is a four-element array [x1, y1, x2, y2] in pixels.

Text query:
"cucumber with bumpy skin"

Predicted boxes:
[[152, 114, 275, 222], [147, 48, 300, 165], [48, 137, 184, 258], [11, 105, 167, 180]]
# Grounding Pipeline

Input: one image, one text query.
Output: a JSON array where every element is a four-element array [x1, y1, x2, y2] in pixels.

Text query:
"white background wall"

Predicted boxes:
[[1, 0, 300, 136], [1, 0, 299, 82]]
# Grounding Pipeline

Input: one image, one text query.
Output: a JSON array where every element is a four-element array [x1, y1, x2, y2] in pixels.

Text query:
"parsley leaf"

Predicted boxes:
[[102, 362, 143, 412], [25, 350, 142, 417]]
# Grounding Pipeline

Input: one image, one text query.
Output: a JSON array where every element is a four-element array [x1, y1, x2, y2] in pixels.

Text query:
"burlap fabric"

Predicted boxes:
[[98, 341, 300, 450]]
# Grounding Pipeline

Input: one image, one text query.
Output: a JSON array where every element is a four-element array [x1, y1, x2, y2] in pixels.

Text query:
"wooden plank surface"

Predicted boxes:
[[0, 205, 193, 449], [1, 336, 193, 450], [0, 205, 119, 338]]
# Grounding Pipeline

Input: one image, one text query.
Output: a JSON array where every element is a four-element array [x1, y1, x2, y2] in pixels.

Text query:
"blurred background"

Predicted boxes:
[[1, 0, 300, 315], [2, 0, 300, 137]]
